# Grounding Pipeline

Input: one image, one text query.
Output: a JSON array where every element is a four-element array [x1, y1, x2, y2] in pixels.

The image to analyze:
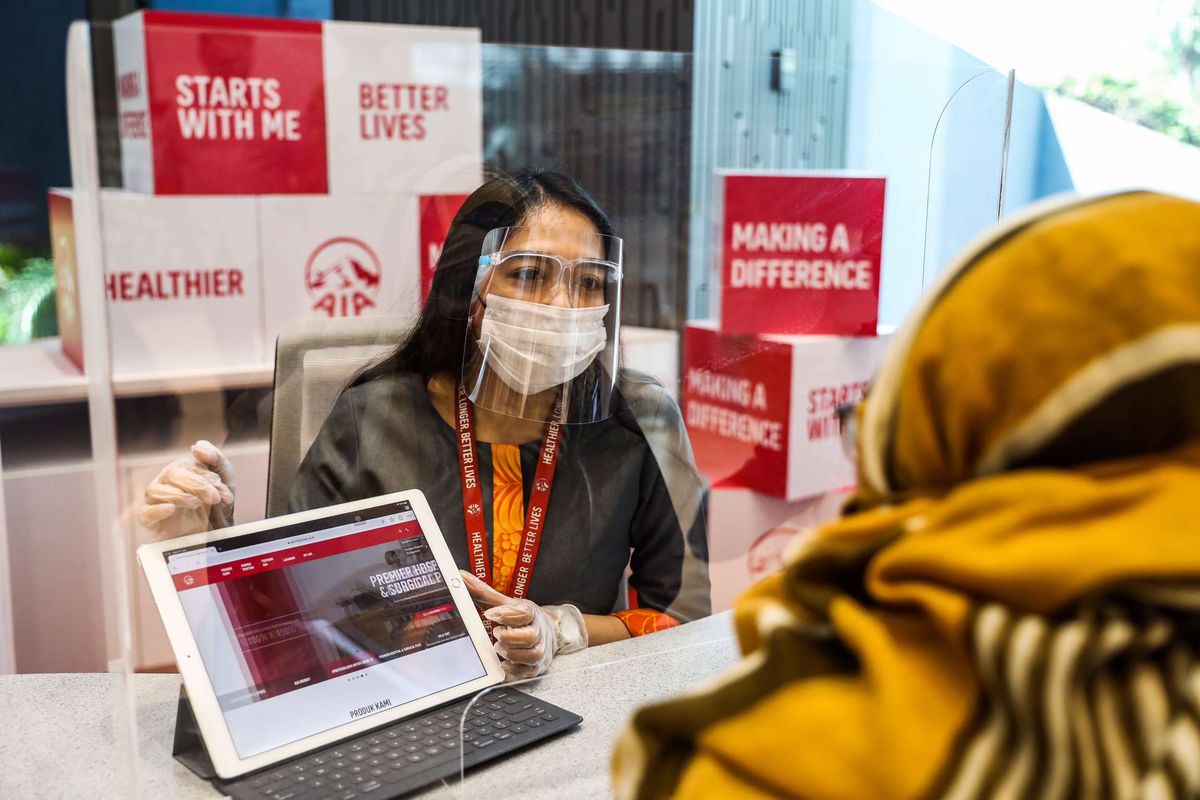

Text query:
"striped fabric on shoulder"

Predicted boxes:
[[932, 590, 1200, 800]]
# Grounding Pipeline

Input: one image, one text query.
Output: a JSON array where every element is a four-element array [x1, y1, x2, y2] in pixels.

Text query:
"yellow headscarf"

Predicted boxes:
[[614, 192, 1200, 800]]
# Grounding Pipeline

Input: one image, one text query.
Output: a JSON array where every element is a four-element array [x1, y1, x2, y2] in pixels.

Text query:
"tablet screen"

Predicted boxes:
[[162, 499, 486, 758]]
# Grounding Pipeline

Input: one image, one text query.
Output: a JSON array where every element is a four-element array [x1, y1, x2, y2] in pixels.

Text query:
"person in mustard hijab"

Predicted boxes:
[[614, 190, 1200, 800]]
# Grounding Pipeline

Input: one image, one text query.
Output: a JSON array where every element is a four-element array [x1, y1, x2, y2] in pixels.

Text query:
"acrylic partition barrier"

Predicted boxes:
[[683, 54, 1013, 614], [444, 619, 740, 795], [33, 15, 482, 796], [19, 15, 1014, 797]]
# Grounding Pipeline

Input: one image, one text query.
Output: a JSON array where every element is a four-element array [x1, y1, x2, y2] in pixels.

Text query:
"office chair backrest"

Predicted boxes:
[[266, 315, 412, 517]]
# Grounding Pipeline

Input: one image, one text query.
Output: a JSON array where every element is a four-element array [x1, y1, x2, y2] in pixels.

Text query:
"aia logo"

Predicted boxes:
[[534, 478, 550, 493], [183, 575, 195, 586], [747, 526, 799, 580], [466, 503, 482, 516], [305, 237, 382, 318]]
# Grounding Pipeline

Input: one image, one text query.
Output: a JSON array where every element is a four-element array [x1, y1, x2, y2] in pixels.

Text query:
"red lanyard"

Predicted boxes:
[[455, 383, 562, 599]]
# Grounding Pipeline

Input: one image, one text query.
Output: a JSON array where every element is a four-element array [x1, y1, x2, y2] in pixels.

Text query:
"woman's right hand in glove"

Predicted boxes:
[[137, 440, 235, 538]]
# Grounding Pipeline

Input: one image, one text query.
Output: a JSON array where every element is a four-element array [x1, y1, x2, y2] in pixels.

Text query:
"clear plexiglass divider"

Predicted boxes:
[[445, 623, 741, 796], [680, 52, 1013, 619], [65, 18, 142, 799], [54, 14, 1016, 797]]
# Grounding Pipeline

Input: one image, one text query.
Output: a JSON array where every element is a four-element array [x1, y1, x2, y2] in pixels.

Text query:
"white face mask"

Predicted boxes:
[[479, 294, 610, 395]]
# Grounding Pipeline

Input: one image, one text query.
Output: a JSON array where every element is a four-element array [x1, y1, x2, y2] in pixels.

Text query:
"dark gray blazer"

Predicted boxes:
[[289, 370, 711, 621]]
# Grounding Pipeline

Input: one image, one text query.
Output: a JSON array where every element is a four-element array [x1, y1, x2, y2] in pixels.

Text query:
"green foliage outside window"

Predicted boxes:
[[1055, 1, 1200, 147], [0, 244, 58, 345]]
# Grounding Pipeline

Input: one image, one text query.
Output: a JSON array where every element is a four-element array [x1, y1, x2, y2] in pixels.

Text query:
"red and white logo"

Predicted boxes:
[[304, 237, 382, 317], [183, 574, 196, 586], [534, 478, 550, 493], [747, 526, 797, 580], [466, 503, 482, 516]]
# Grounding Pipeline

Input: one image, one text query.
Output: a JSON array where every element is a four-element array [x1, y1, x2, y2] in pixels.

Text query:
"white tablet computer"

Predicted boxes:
[[137, 490, 505, 779]]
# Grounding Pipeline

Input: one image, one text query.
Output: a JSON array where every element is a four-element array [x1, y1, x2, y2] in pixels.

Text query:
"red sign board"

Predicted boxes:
[[718, 173, 885, 336], [418, 194, 468, 301], [682, 324, 793, 497], [118, 11, 328, 194], [113, 11, 482, 197]]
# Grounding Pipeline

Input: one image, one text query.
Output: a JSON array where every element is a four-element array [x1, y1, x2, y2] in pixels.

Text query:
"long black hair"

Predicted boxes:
[[353, 169, 615, 386]]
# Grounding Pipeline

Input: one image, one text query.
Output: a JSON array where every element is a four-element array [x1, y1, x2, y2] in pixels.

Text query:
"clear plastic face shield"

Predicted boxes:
[[464, 225, 623, 424]]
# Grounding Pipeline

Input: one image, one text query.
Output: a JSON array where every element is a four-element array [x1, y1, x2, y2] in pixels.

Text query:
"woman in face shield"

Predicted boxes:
[[140, 170, 711, 678]]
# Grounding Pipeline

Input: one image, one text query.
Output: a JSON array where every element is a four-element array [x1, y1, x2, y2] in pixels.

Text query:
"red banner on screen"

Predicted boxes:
[[216, 570, 327, 695], [414, 603, 454, 621], [171, 520, 422, 592]]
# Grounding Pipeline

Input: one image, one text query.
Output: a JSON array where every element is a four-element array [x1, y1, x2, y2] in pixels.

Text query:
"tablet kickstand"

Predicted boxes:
[[173, 685, 219, 781]]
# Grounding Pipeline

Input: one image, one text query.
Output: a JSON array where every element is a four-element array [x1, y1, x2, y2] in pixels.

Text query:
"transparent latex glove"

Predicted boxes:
[[137, 440, 235, 538], [460, 570, 588, 680]]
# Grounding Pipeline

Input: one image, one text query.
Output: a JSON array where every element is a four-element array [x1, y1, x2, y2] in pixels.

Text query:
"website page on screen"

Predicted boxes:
[[164, 499, 487, 758]]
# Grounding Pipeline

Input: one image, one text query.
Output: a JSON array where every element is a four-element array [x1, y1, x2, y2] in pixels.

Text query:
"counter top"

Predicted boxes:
[[0, 611, 738, 799]]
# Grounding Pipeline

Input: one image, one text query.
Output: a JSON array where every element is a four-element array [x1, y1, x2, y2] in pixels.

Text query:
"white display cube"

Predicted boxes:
[[53, 190, 266, 375], [706, 486, 848, 612], [683, 321, 890, 500], [112, 10, 482, 196], [259, 195, 423, 348]]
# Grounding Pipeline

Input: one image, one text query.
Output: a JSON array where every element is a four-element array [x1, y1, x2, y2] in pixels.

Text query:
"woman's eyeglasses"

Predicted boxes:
[[479, 251, 620, 308]]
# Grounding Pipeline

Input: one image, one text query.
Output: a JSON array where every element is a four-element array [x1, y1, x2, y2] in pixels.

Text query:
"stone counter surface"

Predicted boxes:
[[0, 611, 737, 799]]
